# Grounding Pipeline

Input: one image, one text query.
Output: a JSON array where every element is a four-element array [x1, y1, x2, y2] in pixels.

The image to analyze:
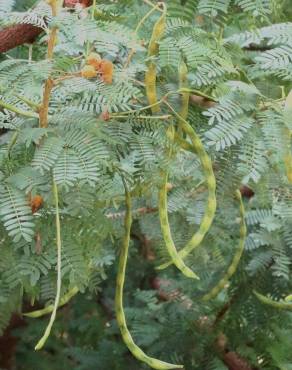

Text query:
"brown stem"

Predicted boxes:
[[190, 94, 216, 109], [39, 79, 54, 128], [38, 1, 59, 128], [212, 296, 257, 370], [243, 45, 272, 52], [222, 352, 255, 370], [47, 28, 58, 59], [212, 294, 238, 328]]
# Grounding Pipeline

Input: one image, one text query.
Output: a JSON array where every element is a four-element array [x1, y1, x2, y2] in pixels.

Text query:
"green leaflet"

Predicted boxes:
[[115, 179, 183, 369], [254, 291, 292, 311], [202, 190, 247, 301]]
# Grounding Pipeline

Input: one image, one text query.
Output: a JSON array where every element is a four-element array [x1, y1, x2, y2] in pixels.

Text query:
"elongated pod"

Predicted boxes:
[[157, 72, 198, 279], [157, 102, 217, 270], [24, 287, 79, 318], [35, 180, 62, 350], [158, 126, 199, 280], [254, 291, 292, 311], [178, 61, 189, 131], [284, 90, 292, 183], [202, 190, 246, 301], [115, 179, 183, 369], [283, 128, 292, 183], [145, 5, 166, 113]]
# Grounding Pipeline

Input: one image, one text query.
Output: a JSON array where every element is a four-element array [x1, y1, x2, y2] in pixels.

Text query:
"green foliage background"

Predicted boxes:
[[0, 0, 292, 369]]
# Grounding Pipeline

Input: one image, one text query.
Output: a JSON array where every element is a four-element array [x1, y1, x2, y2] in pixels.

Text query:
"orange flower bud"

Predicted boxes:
[[165, 182, 173, 192], [81, 65, 98, 79], [30, 195, 43, 214], [86, 52, 102, 69], [99, 60, 114, 84]]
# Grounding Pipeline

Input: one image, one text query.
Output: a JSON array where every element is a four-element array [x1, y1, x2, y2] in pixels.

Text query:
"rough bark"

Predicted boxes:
[[0, 0, 92, 54], [0, 23, 43, 53], [0, 315, 26, 370], [222, 351, 254, 370]]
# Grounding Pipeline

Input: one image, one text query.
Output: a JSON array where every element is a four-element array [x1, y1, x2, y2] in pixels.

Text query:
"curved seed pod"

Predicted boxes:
[[115, 179, 183, 370], [145, 5, 166, 113], [157, 68, 198, 279], [254, 291, 292, 311], [23, 287, 79, 318], [158, 126, 199, 279], [35, 180, 62, 350], [283, 128, 292, 183], [157, 104, 216, 270], [284, 91, 292, 183], [284, 153, 292, 183], [174, 133, 194, 153], [178, 61, 189, 130], [202, 190, 246, 301], [7, 131, 19, 159]]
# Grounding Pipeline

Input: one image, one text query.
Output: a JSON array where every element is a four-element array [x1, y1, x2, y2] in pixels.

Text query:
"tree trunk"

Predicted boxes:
[[0, 0, 92, 54]]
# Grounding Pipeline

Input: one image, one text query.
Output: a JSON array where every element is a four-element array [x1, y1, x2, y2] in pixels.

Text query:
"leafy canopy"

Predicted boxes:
[[0, 0, 292, 369]]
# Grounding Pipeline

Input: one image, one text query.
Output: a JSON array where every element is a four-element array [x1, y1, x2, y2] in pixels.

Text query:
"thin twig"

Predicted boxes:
[[110, 114, 171, 120], [0, 98, 38, 119], [143, 0, 163, 12], [14, 94, 40, 112], [106, 206, 158, 220], [123, 5, 160, 70]]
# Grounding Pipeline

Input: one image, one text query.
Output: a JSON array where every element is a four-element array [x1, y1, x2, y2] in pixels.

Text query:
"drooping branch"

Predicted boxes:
[[0, 0, 92, 54]]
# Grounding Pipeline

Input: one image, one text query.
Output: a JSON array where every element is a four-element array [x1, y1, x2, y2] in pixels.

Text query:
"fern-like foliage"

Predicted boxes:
[[0, 184, 34, 242], [0, 0, 291, 369], [234, 0, 272, 17]]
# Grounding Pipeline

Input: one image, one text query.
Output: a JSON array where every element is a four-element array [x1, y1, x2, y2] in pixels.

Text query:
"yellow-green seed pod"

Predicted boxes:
[[178, 61, 189, 129], [115, 179, 183, 369], [284, 90, 292, 183], [285, 294, 292, 302], [254, 291, 292, 311], [158, 126, 200, 280], [23, 287, 79, 318], [145, 5, 167, 113], [157, 107, 217, 271], [202, 190, 246, 301]]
